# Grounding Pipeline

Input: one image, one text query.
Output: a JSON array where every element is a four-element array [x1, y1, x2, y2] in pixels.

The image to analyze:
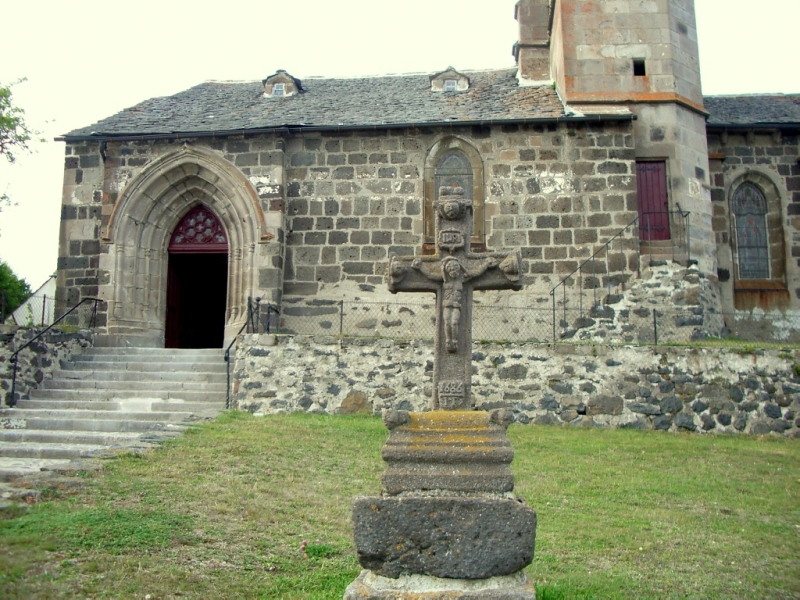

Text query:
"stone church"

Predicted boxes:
[[56, 0, 800, 349]]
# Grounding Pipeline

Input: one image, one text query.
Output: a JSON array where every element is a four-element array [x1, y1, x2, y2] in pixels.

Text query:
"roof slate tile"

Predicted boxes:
[[704, 94, 800, 127], [64, 69, 566, 139], [63, 69, 799, 141]]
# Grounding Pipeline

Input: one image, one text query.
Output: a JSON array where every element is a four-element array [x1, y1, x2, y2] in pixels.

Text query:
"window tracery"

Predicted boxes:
[[731, 182, 769, 280]]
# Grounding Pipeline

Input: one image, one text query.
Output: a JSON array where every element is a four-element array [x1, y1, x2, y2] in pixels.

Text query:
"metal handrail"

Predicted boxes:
[[8, 297, 103, 407], [549, 209, 690, 342], [224, 298, 280, 409]]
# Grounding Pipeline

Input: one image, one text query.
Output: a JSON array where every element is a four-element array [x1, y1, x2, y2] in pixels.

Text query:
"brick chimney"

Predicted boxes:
[[513, 0, 554, 81]]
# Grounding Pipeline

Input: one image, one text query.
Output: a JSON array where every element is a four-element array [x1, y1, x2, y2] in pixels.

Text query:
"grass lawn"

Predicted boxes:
[[0, 412, 797, 599]]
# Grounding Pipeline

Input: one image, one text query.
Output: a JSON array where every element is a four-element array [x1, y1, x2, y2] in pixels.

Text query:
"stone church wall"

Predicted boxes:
[[280, 120, 639, 313], [230, 335, 799, 438], [58, 118, 640, 341], [59, 136, 287, 343], [708, 129, 800, 332], [59, 142, 105, 315]]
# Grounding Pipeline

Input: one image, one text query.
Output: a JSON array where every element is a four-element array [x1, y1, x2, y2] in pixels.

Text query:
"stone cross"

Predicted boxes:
[[387, 185, 522, 410], [346, 188, 536, 597]]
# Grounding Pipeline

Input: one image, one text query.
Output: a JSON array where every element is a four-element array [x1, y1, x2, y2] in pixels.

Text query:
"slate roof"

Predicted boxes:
[[704, 94, 800, 128], [63, 69, 572, 141]]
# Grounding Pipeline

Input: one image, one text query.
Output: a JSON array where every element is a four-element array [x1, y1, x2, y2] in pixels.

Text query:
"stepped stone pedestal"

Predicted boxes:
[[345, 187, 536, 598], [345, 411, 537, 599]]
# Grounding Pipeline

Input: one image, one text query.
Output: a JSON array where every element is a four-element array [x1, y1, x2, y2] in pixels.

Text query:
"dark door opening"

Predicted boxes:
[[165, 205, 230, 349], [166, 253, 228, 348]]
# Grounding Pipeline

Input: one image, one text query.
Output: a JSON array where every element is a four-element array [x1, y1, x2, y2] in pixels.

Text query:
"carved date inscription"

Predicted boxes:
[[438, 380, 466, 410], [438, 230, 465, 252]]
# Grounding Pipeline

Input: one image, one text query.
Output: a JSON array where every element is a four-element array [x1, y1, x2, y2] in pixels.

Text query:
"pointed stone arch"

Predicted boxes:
[[423, 136, 485, 253], [727, 169, 786, 286], [726, 169, 789, 311], [100, 145, 271, 346]]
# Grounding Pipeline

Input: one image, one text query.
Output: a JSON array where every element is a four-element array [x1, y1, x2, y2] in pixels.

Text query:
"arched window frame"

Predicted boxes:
[[423, 137, 485, 253], [731, 182, 770, 280], [727, 171, 786, 288]]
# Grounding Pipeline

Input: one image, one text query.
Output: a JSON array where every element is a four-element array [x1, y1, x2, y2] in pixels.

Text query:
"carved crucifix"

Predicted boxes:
[[388, 185, 522, 410]]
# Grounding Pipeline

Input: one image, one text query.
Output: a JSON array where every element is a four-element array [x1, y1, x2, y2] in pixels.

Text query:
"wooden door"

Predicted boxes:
[[636, 161, 670, 241]]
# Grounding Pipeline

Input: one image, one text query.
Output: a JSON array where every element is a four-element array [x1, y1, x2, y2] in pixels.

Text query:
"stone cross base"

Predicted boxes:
[[344, 570, 536, 599], [381, 411, 516, 494], [345, 410, 537, 599]]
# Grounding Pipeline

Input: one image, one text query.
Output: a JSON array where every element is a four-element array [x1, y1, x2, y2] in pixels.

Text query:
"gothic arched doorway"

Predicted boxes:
[[166, 205, 229, 348]]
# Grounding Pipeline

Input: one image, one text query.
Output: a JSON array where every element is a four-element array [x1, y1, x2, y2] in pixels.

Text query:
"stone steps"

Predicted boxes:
[[0, 428, 148, 445], [0, 441, 112, 460], [37, 379, 226, 392], [0, 457, 76, 483], [66, 359, 224, 370], [639, 240, 689, 267], [50, 369, 225, 382], [27, 389, 224, 402], [14, 399, 222, 413], [0, 347, 227, 488], [1, 408, 212, 425], [0, 415, 190, 433]]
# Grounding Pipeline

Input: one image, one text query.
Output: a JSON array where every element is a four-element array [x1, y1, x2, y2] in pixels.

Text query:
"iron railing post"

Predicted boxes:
[[653, 309, 659, 345], [8, 297, 103, 408], [225, 296, 264, 409], [686, 212, 692, 265]]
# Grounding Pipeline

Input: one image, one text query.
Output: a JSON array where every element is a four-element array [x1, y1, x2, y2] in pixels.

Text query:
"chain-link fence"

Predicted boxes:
[[268, 299, 800, 346], [2, 294, 57, 327]]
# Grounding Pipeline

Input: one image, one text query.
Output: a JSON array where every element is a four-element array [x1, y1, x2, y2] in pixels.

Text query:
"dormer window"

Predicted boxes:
[[430, 67, 469, 93], [262, 70, 303, 98]]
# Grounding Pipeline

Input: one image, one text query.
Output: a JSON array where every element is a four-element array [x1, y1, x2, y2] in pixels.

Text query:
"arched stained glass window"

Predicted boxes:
[[169, 205, 229, 253], [732, 182, 769, 279], [435, 151, 473, 203]]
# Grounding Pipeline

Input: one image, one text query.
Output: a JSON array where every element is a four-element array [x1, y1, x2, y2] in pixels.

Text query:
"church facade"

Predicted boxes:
[[56, 0, 800, 348]]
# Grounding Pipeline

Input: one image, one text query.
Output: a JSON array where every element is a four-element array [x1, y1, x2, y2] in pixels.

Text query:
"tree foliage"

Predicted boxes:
[[0, 260, 31, 316], [0, 80, 33, 164]]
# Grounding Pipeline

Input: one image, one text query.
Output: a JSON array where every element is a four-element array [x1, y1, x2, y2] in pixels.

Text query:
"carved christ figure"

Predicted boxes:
[[412, 255, 498, 353]]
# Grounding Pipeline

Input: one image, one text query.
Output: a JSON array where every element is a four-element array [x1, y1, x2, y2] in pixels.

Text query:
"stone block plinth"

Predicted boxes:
[[344, 570, 536, 599], [352, 495, 537, 580]]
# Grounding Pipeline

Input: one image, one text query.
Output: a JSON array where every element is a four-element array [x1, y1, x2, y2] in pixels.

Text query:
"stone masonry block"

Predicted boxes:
[[352, 495, 536, 579]]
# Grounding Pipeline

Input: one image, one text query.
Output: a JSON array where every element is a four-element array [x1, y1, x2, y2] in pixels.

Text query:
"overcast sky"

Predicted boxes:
[[1, 0, 798, 287]]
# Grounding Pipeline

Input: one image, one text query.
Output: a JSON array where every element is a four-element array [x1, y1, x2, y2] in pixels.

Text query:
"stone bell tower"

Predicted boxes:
[[514, 0, 716, 274]]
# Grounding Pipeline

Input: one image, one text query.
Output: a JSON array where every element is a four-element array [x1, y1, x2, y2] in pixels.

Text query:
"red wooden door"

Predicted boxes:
[[636, 161, 670, 241]]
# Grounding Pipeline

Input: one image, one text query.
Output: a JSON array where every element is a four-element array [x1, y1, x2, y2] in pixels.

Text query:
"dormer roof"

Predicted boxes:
[[429, 67, 470, 92], [262, 70, 303, 97]]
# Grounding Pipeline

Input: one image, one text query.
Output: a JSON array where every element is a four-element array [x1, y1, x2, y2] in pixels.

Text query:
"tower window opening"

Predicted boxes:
[[633, 59, 647, 77]]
